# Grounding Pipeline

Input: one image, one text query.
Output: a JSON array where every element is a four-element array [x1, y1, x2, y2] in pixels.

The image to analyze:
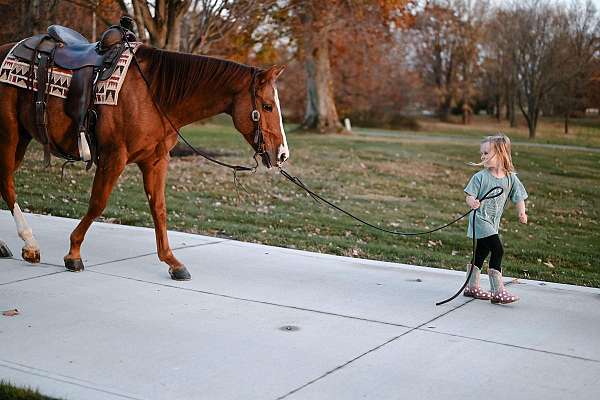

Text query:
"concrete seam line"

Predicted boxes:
[[87, 269, 417, 329], [0, 361, 144, 400], [86, 240, 226, 268], [0, 271, 66, 286], [0, 359, 111, 386], [0, 259, 62, 268], [416, 328, 600, 364], [274, 302, 472, 400]]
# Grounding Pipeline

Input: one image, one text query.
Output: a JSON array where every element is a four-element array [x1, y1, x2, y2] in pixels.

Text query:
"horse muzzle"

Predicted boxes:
[[255, 151, 272, 169], [276, 145, 289, 166]]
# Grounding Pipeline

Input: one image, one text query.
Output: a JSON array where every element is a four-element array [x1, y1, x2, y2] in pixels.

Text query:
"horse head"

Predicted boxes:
[[231, 65, 289, 169]]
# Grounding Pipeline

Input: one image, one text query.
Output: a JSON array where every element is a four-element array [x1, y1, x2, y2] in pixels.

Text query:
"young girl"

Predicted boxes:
[[463, 134, 528, 304]]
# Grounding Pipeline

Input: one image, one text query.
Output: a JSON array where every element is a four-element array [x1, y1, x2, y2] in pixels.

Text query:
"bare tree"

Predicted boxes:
[[413, 0, 487, 122], [553, 0, 599, 134], [124, 0, 192, 50], [457, 1, 487, 124], [485, 8, 518, 126], [181, 0, 263, 54], [0, 0, 122, 43], [506, 0, 598, 139], [413, 2, 459, 120]]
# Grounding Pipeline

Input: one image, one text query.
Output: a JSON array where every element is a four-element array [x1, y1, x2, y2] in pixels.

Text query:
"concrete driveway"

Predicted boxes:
[[1, 210, 599, 400]]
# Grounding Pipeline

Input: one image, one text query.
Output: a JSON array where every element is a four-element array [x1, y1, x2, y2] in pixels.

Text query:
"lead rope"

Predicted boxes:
[[279, 168, 505, 305], [125, 41, 506, 305]]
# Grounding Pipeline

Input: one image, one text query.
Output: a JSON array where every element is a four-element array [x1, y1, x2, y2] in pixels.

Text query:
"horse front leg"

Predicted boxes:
[[138, 155, 191, 281], [64, 154, 126, 271]]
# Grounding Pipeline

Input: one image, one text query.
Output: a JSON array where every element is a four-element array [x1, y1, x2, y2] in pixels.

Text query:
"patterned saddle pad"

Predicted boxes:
[[0, 41, 141, 105]]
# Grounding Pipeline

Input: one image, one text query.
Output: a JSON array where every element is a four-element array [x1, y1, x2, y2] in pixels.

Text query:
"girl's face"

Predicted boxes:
[[480, 142, 496, 168]]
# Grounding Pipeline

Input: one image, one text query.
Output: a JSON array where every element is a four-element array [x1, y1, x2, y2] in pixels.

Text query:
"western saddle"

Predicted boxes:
[[11, 16, 137, 167]]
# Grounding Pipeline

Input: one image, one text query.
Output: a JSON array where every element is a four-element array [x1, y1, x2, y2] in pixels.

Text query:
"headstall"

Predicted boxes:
[[249, 68, 270, 168]]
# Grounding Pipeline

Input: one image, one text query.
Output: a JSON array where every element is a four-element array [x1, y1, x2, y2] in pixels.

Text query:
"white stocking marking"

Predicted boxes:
[[13, 203, 39, 251]]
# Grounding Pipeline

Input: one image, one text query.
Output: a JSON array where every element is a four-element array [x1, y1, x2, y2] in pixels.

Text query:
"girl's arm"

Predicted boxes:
[[516, 200, 527, 224], [466, 195, 480, 209]]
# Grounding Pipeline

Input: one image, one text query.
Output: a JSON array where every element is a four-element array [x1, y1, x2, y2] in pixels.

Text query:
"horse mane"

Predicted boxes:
[[136, 46, 255, 107]]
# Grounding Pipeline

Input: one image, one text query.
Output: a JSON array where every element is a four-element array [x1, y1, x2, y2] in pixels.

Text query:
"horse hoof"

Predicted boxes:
[[22, 247, 40, 263], [65, 258, 84, 272], [169, 267, 191, 281], [0, 241, 13, 258]]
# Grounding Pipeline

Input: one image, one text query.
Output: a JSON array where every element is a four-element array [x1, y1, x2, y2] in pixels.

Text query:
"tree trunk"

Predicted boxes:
[[462, 103, 472, 125], [300, 7, 342, 134], [509, 94, 516, 128], [132, 0, 190, 50], [564, 112, 570, 135], [518, 94, 537, 139], [523, 113, 537, 139], [438, 96, 452, 122], [302, 57, 319, 128], [504, 89, 510, 120], [495, 94, 501, 122], [528, 107, 539, 139]]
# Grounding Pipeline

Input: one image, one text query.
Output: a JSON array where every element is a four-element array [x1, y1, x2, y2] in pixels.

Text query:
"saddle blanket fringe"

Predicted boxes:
[[0, 42, 141, 105]]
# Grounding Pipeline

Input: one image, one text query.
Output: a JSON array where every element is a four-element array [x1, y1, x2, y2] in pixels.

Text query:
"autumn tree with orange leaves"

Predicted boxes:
[[277, 0, 414, 133]]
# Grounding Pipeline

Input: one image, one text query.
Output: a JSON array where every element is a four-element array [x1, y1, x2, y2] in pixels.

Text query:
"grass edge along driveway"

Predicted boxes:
[[6, 122, 600, 288]]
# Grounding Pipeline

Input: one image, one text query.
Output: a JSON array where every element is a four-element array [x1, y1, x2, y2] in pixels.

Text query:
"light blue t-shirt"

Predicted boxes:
[[464, 169, 528, 239]]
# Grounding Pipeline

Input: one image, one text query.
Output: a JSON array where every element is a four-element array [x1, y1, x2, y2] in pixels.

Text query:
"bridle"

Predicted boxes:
[[249, 68, 271, 168], [128, 46, 266, 174]]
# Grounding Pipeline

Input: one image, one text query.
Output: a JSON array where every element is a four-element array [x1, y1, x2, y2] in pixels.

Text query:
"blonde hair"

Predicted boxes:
[[471, 133, 515, 173]]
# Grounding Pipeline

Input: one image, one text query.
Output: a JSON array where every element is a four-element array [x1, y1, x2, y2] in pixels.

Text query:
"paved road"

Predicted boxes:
[[1, 210, 599, 400], [356, 128, 600, 152]]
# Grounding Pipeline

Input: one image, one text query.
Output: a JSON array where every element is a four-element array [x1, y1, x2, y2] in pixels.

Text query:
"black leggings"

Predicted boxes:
[[474, 234, 504, 272]]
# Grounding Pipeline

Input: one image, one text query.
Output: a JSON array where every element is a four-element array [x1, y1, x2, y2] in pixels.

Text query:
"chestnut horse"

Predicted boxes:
[[0, 43, 289, 280]]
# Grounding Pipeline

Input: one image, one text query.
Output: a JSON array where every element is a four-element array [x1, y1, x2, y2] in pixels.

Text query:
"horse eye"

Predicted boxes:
[[262, 104, 273, 112]]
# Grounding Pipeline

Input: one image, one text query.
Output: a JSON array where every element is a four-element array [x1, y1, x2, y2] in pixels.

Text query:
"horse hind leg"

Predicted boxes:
[[0, 125, 39, 262]]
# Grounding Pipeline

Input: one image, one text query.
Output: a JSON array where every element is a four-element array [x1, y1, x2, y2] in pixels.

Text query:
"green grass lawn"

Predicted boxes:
[[0, 381, 60, 400], [4, 118, 599, 287]]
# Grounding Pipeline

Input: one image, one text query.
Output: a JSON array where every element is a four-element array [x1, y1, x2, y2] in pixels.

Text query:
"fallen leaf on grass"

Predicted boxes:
[[2, 309, 19, 317], [543, 261, 555, 269]]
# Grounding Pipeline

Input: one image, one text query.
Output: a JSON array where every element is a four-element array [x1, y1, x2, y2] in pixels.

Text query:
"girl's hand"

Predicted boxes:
[[519, 212, 528, 224], [466, 196, 480, 209]]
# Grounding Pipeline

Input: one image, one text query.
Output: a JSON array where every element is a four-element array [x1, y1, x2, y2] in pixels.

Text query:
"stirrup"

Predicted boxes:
[[78, 131, 92, 162]]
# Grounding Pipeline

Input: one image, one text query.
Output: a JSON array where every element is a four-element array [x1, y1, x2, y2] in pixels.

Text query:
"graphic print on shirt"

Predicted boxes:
[[480, 186, 505, 225]]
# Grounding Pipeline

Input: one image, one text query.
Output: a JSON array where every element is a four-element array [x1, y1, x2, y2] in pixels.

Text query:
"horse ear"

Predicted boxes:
[[259, 65, 286, 85], [269, 65, 286, 80]]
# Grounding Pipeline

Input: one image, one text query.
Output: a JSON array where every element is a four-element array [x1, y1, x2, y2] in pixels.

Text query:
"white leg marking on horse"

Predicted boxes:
[[13, 203, 39, 251], [273, 85, 289, 162]]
